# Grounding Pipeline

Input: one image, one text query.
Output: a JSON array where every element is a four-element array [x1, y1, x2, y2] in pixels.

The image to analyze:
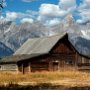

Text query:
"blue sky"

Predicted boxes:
[[3, 0, 81, 12], [1, 0, 90, 26], [3, 0, 59, 12]]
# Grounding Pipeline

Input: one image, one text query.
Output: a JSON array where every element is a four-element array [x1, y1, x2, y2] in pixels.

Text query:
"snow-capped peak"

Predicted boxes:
[[81, 30, 90, 40]]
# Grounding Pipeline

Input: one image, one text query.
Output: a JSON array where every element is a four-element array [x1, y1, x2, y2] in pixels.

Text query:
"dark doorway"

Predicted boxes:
[[23, 63, 29, 74], [53, 62, 59, 71]]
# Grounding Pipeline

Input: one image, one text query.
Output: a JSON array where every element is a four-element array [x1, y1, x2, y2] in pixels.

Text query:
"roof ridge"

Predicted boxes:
[[27, 32, 67, 40]]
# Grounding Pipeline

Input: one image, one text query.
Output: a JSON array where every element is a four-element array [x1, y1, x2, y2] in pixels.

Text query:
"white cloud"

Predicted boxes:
[[6, 12, 18, 21], [21, 18, 33, 23], [38, 0, 77, 22], [38, 4, 68, 22], [0, 16, 4, 19], [3, 0, 90, 25], [59, 0, 76, 12], [16, 12, 33, 18], [76, 19, 84, 24], [79, 0, 90, 10], [45, 18, 60, 26], [3, 11, 36, 22], [26, 10, 38, 15], [39, 4, 67, 17], [77, 0, 90, 24], [76, 10, 90, 23]]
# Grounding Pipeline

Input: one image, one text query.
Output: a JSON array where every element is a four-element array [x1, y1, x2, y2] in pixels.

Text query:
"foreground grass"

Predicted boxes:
[[0, 71, 90, 86]]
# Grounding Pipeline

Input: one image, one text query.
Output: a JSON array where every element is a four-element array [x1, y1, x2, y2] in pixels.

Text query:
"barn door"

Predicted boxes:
[[53, 62, 59, 71]]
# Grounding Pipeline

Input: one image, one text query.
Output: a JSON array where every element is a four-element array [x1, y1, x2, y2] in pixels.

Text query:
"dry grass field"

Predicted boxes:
[[0, 71, 90, 87]]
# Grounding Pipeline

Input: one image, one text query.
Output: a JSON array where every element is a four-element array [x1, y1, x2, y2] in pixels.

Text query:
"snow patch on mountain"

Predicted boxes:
[[81, 30, 90, 40]]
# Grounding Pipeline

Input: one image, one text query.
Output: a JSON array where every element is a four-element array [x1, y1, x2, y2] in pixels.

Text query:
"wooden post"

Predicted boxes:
[[48, 61, 51, 71], [29, 62, 31, 72], [75, 53, 78, 70], [22, 63, 24, 74], [16, 65, 19, 73], [58, 61, 60, 71]]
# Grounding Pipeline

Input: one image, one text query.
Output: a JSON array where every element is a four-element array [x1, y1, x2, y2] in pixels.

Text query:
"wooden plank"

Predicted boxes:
[[0, 64, 17, 71]]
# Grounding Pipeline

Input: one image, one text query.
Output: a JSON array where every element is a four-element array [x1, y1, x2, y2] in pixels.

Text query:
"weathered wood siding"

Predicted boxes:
[[0, 64, 17, 71], [17, 35, 90, 73], [31, 62, 49, 72], [77, 55, 90, 70], [51, 35, 76, 54]]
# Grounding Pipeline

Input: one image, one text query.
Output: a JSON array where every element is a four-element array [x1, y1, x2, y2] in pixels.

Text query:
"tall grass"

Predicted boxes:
[[0, 71, 90, 86]]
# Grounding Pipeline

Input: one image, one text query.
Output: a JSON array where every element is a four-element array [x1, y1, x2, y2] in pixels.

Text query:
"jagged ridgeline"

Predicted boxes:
[[0, 14, 90, 56]]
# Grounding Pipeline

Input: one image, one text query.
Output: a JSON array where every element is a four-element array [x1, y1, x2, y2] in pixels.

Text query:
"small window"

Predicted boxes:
[[65, 58, 73, 65], [52, 59, 59, 63]]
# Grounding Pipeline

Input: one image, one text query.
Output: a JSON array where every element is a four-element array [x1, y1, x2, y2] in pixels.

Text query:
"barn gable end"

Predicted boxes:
[[50, 34, 76, 54]]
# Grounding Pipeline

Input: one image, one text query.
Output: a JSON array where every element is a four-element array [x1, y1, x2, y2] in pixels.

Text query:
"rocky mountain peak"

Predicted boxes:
[[63, 14, 75, 28], [0, 17, 90, 56]]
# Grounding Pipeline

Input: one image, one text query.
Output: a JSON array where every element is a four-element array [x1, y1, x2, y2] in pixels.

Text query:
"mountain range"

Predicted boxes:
[[0, 15, 90, 56]]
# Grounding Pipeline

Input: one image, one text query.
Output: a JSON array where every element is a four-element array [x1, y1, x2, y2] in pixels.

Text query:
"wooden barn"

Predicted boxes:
[[0, 33, 90, 73]]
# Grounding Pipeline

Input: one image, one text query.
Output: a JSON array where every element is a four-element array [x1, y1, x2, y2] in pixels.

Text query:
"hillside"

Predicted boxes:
[[0, 42, 13, 57]]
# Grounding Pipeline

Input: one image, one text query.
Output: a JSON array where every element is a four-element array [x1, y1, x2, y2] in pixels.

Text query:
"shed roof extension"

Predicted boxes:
[[0, 54, 42, 64]]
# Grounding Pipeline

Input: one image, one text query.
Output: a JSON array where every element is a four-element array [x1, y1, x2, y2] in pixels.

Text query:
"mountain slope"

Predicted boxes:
[[0, 42, 13, 57], [0, 22, 50, 51], [0, 15, 90, 56]]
